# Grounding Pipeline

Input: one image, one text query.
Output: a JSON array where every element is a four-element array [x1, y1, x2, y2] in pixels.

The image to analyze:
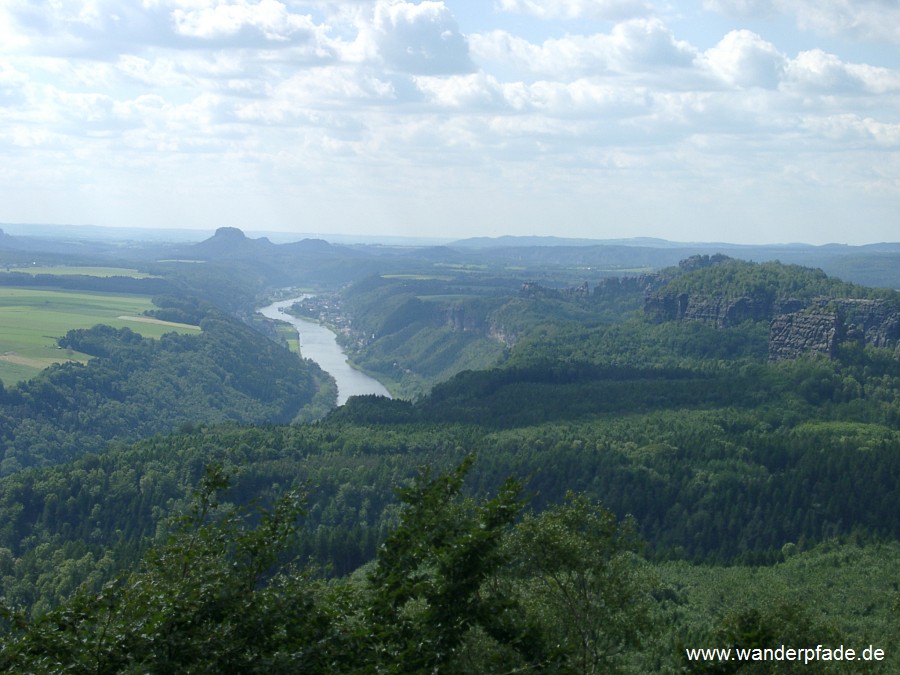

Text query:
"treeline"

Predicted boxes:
[[1, 350, 897, 613], [144, 261, 271, 313], [0, 309, 326, 474], [2, 461, 896, 673], [659, 256, 899, 303], [0, 255, 897, 669], [143, 294, 212, 326], [0, 266, 897, 611], [0, 271, 175, 295]]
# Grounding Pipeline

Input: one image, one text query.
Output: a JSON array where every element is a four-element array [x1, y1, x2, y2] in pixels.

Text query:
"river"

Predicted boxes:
[[258, 297, 391, 406]]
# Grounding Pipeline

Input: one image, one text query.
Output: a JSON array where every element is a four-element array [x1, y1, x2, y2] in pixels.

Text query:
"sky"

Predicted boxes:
[[0, 0, 898, 245]]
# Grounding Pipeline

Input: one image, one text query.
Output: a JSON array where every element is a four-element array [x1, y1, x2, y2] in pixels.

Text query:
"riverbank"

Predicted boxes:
[[258, 297, 391, 406]]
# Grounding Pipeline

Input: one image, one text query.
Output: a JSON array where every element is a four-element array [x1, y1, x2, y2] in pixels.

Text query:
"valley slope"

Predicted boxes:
[[0, 231, 897, 672]]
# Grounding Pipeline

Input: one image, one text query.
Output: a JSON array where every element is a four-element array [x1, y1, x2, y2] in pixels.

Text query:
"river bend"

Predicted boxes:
[[258, 297, 391, 406]]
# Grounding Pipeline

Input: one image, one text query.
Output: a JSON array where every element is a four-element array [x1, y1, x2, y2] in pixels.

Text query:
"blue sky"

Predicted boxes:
[[1, 0, 898, 244]]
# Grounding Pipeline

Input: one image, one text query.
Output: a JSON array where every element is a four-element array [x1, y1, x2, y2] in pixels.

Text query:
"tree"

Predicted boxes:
[[1, 461, 661, 674], [499, 492, 657, 674], [0, 465, 336, 673], [363, 455, 527, 673], [684, 601, 854, 674]]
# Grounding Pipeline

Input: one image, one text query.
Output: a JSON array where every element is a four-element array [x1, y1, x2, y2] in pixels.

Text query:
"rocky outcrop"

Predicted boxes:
[[768, 307, 843, 360], [438, 304, 520, 347], [519, 282, 591, 301], [594, 274, 667, 299], [528, 271, 899, 360], [488, 324, 518, 348], [441, 305, 489, 332], [839, 299, 900, 349], [768, 299, 899, 360], [191, 227, 276, 259], [645, 291, 899, 360], [522, 275, 667, 305], [645, 294, 782, 328]]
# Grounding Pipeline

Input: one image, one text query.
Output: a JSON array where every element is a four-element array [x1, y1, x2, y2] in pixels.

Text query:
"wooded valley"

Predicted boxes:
[[0, 228, 897, 673]]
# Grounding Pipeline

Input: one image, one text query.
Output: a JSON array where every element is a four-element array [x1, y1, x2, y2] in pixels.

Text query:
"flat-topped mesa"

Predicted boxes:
[[214, 226, 246, 239]]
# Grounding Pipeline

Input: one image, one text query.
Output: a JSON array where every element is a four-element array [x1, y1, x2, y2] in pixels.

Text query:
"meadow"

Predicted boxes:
[[0, 288, 200, 384], [274, 323, 300, 353]]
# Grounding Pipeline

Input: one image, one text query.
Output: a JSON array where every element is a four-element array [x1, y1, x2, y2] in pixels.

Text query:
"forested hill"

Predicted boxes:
[[2, 262, 898, 607], [0, 244, 898, 671], [641, 256, 900, 356], [0, 308, 329, 474], [658, 255, 894, 299]]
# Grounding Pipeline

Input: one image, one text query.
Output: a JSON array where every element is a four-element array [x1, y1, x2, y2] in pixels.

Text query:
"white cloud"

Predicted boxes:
[[496, 0, 653, 21], [783, 49, 866, 93], [801, 113, 900, 147], [414, 72, 505, 108], [0, 1, 898, 243], [509, 79, 652, 117], [611, 18, 698, 69], [170, 0, 317, 42], [702, 30, 786, 88], [364, 0, 475, 74], [0, 0, 171, 56], [0, 4, 29, 50], [789, 0, 900, 44], [702, 0, 776, 18], [470, 19, 696, 78], [0, 63, 29, 107], [706, 0, 900, 44], [236, 66, 399, 123], [1, 0, 335, 56]]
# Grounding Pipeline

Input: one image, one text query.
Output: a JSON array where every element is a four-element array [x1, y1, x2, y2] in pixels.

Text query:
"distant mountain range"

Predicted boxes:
[[450, 234, 900, 252], [2, 225, 899, 289]]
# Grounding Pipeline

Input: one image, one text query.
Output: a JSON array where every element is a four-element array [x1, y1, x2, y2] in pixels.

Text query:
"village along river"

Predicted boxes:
[[258, 297, 391, 406]]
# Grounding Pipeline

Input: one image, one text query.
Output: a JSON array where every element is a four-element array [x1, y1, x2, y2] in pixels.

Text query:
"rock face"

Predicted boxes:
[[646, 291, 900, 360], [840, 299, 900, 349], [594, 275, 665, 298], [441, 305, 489, 333], [523, 275, 667, 305], [768, 306, 843, 360], [438, 304, 519, 347], [768, 299, 900, 360], [645, 294, 777, 328], [525, 268, 899, 360]]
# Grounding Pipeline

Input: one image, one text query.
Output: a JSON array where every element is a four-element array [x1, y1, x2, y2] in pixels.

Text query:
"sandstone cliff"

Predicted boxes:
[[769, 299, 900, 360], [646, 292, 899, 359]]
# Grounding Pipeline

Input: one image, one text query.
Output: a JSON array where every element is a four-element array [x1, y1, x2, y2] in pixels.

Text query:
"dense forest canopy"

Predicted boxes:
[[0, 304, 330, 474], [659, 256, 895, 301], [0, 230, 897, 672]]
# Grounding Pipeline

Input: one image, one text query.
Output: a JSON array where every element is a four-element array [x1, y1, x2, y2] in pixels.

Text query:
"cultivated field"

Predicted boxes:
[[0, 288, 200, 384], [274, 324, 301, 354], [6, 265, 155, 278]]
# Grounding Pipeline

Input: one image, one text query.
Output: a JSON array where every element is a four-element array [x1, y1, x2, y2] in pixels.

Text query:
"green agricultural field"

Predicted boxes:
[[0, 288, 200, 384], [275, 323, 300, 354], [380, 274, 455, 281], [417, 295, 473, 302], [6, 265, 156, 278], [433, 263, 489, 270]]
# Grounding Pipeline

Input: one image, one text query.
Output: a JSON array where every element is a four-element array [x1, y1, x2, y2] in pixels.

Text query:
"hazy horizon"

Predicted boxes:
[[2, 1, 898, 245], [3, 220, 898, 249]]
